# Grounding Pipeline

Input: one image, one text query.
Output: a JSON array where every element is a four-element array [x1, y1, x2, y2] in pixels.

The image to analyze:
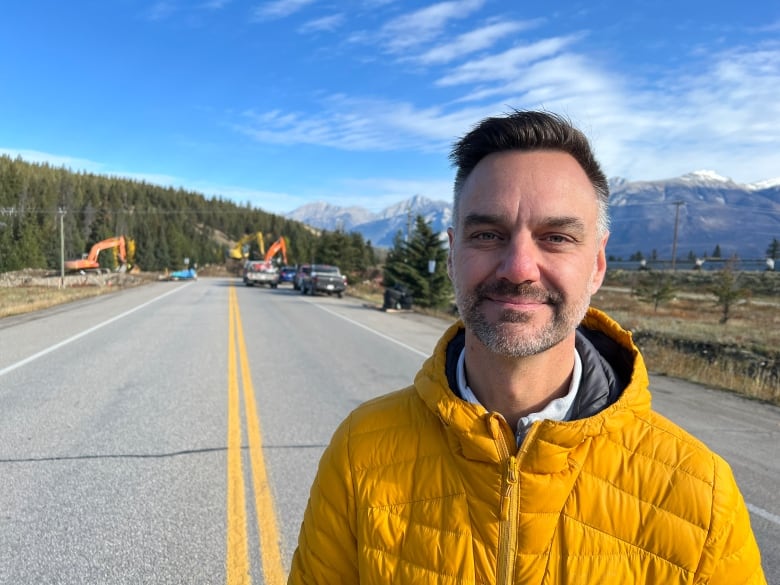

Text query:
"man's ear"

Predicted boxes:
[[446, 227, 455, 279], [591, 231, 609, 293]]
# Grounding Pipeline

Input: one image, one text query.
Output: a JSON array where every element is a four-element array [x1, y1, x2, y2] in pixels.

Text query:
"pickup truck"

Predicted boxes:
[[243, 261, 279, 288], [299, 264, 347, 297]]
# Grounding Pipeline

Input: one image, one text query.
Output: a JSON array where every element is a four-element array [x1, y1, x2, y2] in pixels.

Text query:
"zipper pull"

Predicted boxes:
[[501, 456, 518, 520]]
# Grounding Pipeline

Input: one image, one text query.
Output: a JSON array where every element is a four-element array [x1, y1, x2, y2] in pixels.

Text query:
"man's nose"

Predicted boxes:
[[495, 234, 541, 283]]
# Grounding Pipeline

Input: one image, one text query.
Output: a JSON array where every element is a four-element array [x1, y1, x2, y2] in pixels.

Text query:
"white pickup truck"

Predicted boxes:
[[243, 261, 279, 288]]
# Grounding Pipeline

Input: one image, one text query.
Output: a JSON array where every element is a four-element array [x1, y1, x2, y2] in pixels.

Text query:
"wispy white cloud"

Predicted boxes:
[[232, 28, 780, 185], [361, 0, 396, 8], [751, 19, 780, 33], [577, 42, 780, 183], [436, 34, 584, 86], [67, 5, 780, 204], [415, 19, 541, 65], [669, 43, 780, 143], [145, 1, 177, 21], [252, 0, 317, 21], [299, 13, 344, 34], [144, 0, 230, 21], [450, 53, 622, 121], [235, 97, 498, 153], [200, 0, 231, 9], [237, 105, 410, 151], [377, 0, 486, 53]]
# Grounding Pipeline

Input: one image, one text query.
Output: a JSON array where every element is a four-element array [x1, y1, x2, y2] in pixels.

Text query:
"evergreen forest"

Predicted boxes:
[[0, 155, 377, 280], [0, 155, 457, 308]]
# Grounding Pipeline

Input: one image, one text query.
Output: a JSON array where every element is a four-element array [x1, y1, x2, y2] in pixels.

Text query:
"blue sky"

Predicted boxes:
[[1, 1, 778, 214]]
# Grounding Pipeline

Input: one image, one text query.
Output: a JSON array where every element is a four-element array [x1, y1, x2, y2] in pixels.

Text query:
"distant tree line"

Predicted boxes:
[[0, 155, 376, 276], [0, 155, 458, 313], [614, 238, 779, 265]]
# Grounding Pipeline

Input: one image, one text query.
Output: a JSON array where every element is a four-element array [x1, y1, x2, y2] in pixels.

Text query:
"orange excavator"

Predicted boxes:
[[65, 236, 128, 272], [263, 236, 288, 265]]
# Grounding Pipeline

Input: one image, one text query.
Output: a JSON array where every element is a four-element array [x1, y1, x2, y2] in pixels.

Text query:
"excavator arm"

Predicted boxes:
[[88, 236, 126, 264], [64, 236, 127, 272], [228, 231, 265, 260], [264, 237, 288, 265]]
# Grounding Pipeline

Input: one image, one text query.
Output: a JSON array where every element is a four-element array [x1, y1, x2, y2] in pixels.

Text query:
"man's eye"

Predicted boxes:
[[473, 232, 498, 241], [545, 234, 570, 243]]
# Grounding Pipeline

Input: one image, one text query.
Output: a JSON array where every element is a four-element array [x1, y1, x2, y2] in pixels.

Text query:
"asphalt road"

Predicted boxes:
[[0, 278, 777, 584]]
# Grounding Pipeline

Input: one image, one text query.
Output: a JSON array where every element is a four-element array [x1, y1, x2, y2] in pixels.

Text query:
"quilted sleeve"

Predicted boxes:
[[696, 455, 767, 585], [288, 415, 358, 585]]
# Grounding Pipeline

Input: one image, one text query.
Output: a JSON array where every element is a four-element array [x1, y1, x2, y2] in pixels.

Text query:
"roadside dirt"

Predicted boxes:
[[0, 263, 233, 289]]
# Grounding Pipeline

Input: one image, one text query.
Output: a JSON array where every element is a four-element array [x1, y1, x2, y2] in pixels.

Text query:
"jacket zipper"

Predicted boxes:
[[497, 441, 519, 584]]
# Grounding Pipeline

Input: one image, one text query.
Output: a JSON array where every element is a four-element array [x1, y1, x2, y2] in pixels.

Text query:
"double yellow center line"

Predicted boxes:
[[226, 285, 285, 585]]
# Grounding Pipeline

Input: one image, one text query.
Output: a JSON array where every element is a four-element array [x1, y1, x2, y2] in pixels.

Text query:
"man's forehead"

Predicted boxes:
[[461, 150, 596, 191], [457, 185, 599, 216]]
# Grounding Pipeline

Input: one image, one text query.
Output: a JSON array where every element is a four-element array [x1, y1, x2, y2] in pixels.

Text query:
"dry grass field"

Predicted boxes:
[[0, 269, 157, 319], [592, 287, 779, 404], [2, 268, 778, 405]]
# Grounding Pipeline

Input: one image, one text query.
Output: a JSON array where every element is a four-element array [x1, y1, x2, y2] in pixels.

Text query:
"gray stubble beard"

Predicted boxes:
[[455, 281, 592, 358]]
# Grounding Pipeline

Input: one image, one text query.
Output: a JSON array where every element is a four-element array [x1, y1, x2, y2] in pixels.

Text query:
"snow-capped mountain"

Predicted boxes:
[[286, 194, 452, 247], [285, 171, 780, 259], [284, 201, 376, 232], [607, 170, 779, 259]]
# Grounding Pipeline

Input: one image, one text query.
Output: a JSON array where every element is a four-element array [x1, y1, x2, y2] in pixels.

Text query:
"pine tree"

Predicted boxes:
[[634, 272, 675, 312], [383, 215, 450, 308], [711, 263, 750, 324], [767, 238, 780, 260]]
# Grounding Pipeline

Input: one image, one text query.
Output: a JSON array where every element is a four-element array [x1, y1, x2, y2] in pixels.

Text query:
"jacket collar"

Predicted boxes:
[[414, 308, 651, 463]]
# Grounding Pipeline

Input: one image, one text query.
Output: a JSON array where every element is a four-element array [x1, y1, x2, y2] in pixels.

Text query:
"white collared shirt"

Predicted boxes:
[[456, 347, 583, 446]]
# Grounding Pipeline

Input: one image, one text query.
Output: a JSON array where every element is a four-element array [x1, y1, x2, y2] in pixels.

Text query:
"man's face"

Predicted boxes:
[[447, 150, 608, 358]]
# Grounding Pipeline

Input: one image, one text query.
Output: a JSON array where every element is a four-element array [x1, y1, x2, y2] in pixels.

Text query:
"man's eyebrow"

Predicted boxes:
[[462, 213, 587, 232], [542, 216, 587, 232], [462, 213, 505, 228]]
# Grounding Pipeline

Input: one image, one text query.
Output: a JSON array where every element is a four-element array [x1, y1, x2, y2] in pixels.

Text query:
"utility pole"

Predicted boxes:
[[59, 208, 65, 286], [671, 201, 684, 271]]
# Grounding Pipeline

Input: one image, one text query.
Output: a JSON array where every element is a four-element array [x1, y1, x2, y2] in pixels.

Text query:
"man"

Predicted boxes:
[[288, 110, 765, 584]]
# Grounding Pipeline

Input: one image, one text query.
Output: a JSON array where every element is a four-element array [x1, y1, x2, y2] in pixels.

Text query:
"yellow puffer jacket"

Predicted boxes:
[[288, 308, 765, 584]]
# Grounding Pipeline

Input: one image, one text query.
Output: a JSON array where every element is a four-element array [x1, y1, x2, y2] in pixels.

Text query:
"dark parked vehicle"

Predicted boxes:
[[293, 264, 311, 291], [300, 264, 347, 297], [383, 284, 414, 310], [279, 266, 297, 284]]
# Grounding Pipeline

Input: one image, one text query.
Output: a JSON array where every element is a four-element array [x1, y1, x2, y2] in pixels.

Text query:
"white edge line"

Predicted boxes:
[[0, 283, 194, 378], [311, 302, 429, 358], [746, 503, 780, 527]]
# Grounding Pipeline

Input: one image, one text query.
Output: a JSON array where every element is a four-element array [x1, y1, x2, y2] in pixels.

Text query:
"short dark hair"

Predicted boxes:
[[449, 110, 609, 235]]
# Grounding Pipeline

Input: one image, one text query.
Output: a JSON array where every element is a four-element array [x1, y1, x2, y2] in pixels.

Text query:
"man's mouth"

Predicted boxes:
[[477, 283, 555, 307], [485, 294, 546, 307]]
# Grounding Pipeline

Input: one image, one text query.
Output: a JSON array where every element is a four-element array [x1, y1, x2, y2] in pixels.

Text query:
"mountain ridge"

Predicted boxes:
[[285, 171, 780, 259]]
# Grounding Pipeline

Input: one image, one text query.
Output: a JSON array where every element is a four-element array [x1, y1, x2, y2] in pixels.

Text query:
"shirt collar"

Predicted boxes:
[[456, 346, 583, 443]]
